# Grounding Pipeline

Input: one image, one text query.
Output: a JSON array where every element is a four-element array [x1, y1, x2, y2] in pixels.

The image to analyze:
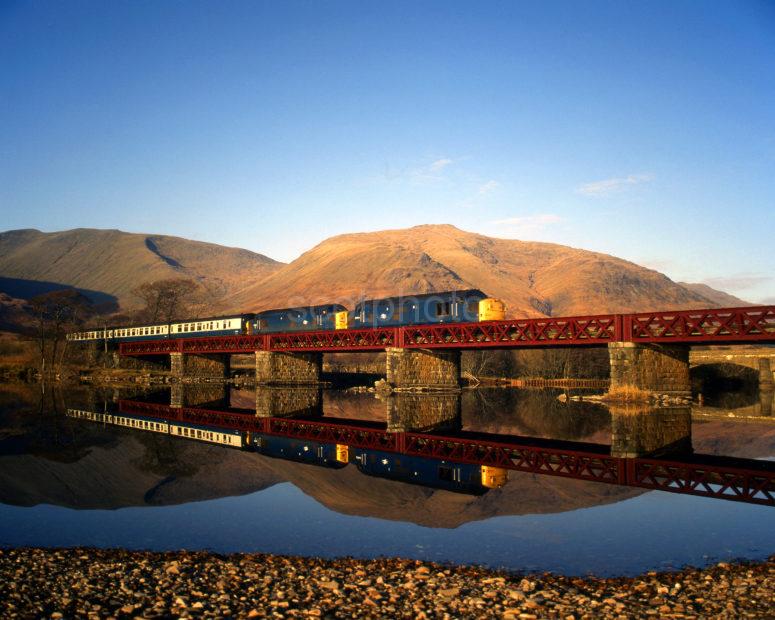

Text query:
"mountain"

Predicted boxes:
[[678, 282, 750, 307], [229, 224, 735, 317], [0, 225, 744, 319], [0, 229, 282, 309]]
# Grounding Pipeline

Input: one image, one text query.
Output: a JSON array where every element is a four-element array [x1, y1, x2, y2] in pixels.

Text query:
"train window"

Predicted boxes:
[[435, 302, 452, 317], [438, 465, 455, 481]]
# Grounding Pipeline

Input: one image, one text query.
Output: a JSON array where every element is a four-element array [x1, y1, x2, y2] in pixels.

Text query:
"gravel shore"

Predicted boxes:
[[0, 548, 772, 619]]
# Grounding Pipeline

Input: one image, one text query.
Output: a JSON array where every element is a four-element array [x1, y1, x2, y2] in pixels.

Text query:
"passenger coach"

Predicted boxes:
[[67, 289, 506, 343]]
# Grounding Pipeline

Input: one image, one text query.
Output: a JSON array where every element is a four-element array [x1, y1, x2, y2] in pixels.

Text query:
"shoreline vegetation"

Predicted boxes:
[[0, 547, 772, 618]]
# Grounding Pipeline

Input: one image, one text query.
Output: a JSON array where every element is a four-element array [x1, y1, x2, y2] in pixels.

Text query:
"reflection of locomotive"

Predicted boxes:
[[349, 447, 507, 494], [67, 289, 506, 342], [67, 408, 508, 493], [250, 435, 346, 469]]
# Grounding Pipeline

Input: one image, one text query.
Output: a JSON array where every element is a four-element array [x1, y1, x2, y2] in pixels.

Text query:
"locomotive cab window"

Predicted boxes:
[[435, 302, 452, 317]]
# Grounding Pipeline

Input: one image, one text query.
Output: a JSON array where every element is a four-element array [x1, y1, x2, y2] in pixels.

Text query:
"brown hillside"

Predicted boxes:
[[0, 229, 282, 309], [229, 224, 727, 317], [678, 282, 750, 307]]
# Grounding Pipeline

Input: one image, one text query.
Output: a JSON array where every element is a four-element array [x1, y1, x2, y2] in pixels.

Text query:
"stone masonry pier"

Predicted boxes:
[[385, 348, 461, 391], [170, 383, 229, 408], [385, 393, 462, 432], [255, 387, 322, 418], [690, 346, 775, 388], [608, 343, 690, 397], [170, 352, 230, 381], [255, 351, 322, 385], [609, 406, 692, 458]]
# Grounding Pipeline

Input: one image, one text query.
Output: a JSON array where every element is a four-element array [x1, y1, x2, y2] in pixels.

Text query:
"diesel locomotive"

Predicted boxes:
[[67, 289, 506, 343]]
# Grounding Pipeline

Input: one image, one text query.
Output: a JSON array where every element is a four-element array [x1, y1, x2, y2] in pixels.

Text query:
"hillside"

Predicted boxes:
[[0, 229, 282, 309], [0, 225, 744, 319], [678, 282, 750, 308], [229, 224, 736, 317]]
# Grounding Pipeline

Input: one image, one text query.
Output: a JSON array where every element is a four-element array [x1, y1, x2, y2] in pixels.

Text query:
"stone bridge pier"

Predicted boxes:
[[255, 351, 322, 385], [759, 358, 774, 390], [170, 383, 230, 408], [608, 343, 691, 397], [170, 352, 230, 381], [114, 353, 169, 372], [609, 406, 692, 458], [385, 348, 461, 391], [255, 387, 322, 418], [761, 389, 774, 417], [690, 346, 775, 388], [385, 393, 462, 433]]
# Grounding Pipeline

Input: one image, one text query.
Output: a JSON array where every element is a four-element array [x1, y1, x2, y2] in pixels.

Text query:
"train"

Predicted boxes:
[[66, 407, 508, 493], [66, 289, 506, 342]]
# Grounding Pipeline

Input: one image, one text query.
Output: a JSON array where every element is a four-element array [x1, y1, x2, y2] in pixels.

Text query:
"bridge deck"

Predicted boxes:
[[119, 305, 775, 356]]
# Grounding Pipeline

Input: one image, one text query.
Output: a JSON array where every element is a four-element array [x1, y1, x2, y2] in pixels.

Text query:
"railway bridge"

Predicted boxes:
[[690, 345, 775, 389], [117, 305, 775, 397]]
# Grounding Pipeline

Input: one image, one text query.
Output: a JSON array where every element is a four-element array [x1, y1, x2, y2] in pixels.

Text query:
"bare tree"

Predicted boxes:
[[131, 278, 203, 324], [28, 289, 91, 374]]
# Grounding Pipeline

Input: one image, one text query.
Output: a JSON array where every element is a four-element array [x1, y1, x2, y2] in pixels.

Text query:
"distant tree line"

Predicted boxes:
[[462, 348, 610, 380], [24, 277, 215, 374]]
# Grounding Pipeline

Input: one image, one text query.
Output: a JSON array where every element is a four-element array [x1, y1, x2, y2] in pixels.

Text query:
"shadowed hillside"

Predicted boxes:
[[0, 229, 282, 309], [0, 225, 745, 319], [229, 224, 744, 317]]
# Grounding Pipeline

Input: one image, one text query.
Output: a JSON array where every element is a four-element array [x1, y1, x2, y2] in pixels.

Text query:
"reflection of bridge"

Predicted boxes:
[[118, 399, 775, 507], [116, 306, 775, 396], [691, 346, 775, 388]]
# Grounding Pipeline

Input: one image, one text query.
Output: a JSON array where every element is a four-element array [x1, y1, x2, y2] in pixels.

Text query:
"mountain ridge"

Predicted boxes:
[[0, 225, 748, 319], [0, 228, 283, 309]]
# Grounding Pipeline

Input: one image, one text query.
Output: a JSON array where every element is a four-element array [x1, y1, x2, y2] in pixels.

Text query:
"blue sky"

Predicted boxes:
[[2, 1, 774, 302]]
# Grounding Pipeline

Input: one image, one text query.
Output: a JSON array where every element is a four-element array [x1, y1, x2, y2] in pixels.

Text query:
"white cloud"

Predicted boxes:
[[490, 213, 564, 235], [576, 173, 654, 197], [478, 180, 499, 196], [429, 158, 453, 172]]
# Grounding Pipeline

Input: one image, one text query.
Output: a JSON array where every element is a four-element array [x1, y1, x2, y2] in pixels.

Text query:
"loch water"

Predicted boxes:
[[0, 383, 773, 577]]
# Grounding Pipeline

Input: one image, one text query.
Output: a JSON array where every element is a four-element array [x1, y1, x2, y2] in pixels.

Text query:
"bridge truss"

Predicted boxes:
[[119, 305, 775, 356]]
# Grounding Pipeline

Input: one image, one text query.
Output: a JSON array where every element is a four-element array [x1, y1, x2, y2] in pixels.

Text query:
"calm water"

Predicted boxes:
[[0, 383, 773, 577]]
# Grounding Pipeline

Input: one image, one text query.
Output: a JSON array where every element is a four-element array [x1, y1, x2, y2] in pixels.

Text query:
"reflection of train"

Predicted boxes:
[[67, 408, 508, 493], [250, 435, 347, 469], [350, 447, 506, 494], [66, 409, 245, 448], [66, 289, 506, 342]]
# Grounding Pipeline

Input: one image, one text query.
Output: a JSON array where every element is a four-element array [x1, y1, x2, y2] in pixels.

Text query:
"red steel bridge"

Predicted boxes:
[[119, 305, 775, 356], [119, 400, 775, 507]]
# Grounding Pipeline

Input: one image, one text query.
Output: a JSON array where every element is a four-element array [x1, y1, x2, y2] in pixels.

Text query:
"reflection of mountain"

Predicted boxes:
[[691, 420, 775, 459], [0, 422, 641, 526], [3, 385, 775, 528], [0, 430, 282, 508]]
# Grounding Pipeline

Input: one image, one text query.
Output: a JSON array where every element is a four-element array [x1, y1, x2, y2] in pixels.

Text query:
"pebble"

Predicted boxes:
[[0, 548, 772, 619]]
